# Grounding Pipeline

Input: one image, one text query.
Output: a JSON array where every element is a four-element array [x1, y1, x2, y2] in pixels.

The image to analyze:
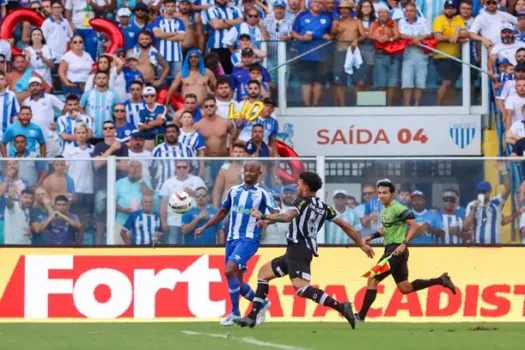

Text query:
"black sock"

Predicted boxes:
[[248, 279, 269, 320], [359, 289, 377, 320], [411, 277, 443, 292], [297, 286, 345, 314]]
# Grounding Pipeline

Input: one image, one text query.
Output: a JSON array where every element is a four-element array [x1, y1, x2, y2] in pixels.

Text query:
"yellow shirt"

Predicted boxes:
[[432, 15, 466, 58]]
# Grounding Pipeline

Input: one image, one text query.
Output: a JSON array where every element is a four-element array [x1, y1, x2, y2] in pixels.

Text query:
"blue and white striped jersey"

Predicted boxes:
[[124, 99, 145, 128], [237, 115, 279, 144], [56, 114, 94, 152], [151, 142, 195, 191], [178, 129, 206, 154], [206, 5, 242, 49], [466, 195, 504, 244], [441, 213, 464, 245], [222, 183, 278, 241], [0, 91, 20, 134], [152, 16, 186, 62], [123, 210, 161, 246]]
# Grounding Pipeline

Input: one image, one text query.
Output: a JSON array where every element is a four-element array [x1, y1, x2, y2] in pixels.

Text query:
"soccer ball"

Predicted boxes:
[[168, 191, 192, 214]]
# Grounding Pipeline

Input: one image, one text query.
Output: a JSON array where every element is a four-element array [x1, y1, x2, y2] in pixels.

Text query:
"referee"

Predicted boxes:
[[356, 179, 457, 322], [234, 171, 375, 329]]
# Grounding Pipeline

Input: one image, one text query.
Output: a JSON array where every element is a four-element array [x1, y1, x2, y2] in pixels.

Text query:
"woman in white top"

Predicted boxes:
[[24, 28, 55, 86], [84, 53, 127, 102], [58, 34, 94, 96]]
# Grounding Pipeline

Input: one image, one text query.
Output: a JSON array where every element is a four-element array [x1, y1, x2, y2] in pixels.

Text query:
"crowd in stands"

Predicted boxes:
[[0, 0, 523, 246]]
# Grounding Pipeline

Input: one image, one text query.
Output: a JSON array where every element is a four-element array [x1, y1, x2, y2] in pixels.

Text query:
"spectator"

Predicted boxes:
[[230, 48, 271, 101], [326, 189, 363, 244], [113, 103, 136, 143], [42, 157, 75, 203], [399, 3, 431, 106], [173, 93, 203, 125], [504, 78, 525, 129], [22, 76, 64, 144], [1, 106, 46, 157], [261, 184, 297, 245], [237, 97, 279, 149], [347, 195, 358, 208], [42, 0, 73, 62], [510, 133, 525, 155], [369, 8, 401, 106], [178, 110, 206, 177], [515, 12, 525, 42], [167, 48, 216, 106], [115, 160, 153, 244], [122, 53, 145, 93], [117, 7, 140, 52], [0, 160, 29, 244], [58, 35, 94, 96], [0, 71, 20, 137], [505, 105, 525, 144], [215, 77, 237, 118], [410, 190, 445, 244], [291, 0, 332, 107], [234, 80, 264, 120], [470, 0, 517, 48], [89, 0, 116, 20], [130, 30, 170, 88], [65, 0, 97, 59], [244, 124, 270, 157], [459, 0, 475, 28], [0, 54, 8, 73], [57, 94, 93, 153], [124, 80, 145, 128], [497, 61, 525, 112], [7, 54, 52, 103], [181, 186, 221, 245], [246, 65, 271, 98], [152, 0, 187, 81], [30, 187, 53, 246], [397, 187, 412, 206], [11, 134, 48, 188], [40, 0, 52, 18], [212, 141, 246, 208], [205, 51, 226, 77], [24, 28, 55, 87], [488, 24, 525, 78], [229, 34, 267, 69], [80, 70, 120, 140], [330, 0, 365, 106], [206, 0, 244, 74], [121, 194, 162, 246], [195, 96, 237, 157], [224, 7, 265, 50], [151, 123, 194, 193], [433, 1, 468, 105], [287, 0, 302, 20], [176, 0, 206, 52], [62, 124, 94, 241], [128, 130, 152, 182], [85, 54, 127, 102], [41, 195, 82, 246], [91, 120, 129, 245], [159, 159, 206, 244], [355, 183, 378, 236], [440, 189, 466, 244], [130, 3, 150, 31], [138, 86, 166, 150], [4, 188, 34, 245], [464, 163, 511, 244]]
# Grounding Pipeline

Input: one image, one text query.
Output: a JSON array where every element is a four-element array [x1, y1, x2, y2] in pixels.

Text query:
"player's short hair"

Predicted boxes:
[[55, 195, 69, 204], [376, 178, 396, 194], [299, 171, 323, 193]]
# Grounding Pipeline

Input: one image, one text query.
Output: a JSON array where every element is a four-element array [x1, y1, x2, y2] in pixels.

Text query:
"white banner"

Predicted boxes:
[[278, 115, 481, 156]]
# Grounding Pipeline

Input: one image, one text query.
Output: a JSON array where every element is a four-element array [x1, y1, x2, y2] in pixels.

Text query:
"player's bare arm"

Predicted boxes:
[[251, 208, 298, 222]]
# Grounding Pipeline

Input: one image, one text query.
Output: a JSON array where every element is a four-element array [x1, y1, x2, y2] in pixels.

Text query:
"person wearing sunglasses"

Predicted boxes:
[[181, 186, 221, 246], [438, 189, 467, 244], [42, 0, 74, 62], [470, 0, 517, 49], [58, 34, 94, 96], [138, 86, 166, 151], [113, 103, 136, 143], [223, 9, 264, 51], [123, 80, 146, 128]]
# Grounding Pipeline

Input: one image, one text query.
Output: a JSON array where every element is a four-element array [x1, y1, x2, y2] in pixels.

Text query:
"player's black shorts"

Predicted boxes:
[[374, 243, 409, 284], [271, 243, 313, 281]]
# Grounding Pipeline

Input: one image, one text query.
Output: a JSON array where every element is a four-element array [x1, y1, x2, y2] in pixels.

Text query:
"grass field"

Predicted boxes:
[[1, 322, 525, 350]]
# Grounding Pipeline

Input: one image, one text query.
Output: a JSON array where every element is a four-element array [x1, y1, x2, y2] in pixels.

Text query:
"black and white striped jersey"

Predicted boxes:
[[287, 196, 338, 256]]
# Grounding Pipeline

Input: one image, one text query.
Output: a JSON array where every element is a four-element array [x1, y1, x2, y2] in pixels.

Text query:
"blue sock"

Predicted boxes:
[[240, 282, 255, 301], [227, 277, 241, 316]]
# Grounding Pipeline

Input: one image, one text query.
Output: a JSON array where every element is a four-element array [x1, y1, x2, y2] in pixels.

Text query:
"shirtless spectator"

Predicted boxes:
[[212, 141, 246, 208], [42, 157, 75, 203], [330, 0, 365, 106], [215, 77, 237, 119], [129, 30, 170, 87], [7, 55, 51, 103], [166, 48, 216, 106], [176, 0, 205, 52], [173, 93, 203, 125]]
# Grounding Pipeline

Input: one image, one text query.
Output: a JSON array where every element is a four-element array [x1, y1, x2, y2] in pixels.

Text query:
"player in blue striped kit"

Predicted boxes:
[[195, 161, 278, 326]]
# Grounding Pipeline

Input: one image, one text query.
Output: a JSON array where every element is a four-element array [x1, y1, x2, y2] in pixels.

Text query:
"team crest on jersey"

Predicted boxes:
[[320, 19, 327, 24], [449, 123, 476, 149]]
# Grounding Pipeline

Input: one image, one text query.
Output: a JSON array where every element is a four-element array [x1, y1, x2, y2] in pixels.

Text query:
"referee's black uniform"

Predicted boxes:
[[271, 196, 337, 281]]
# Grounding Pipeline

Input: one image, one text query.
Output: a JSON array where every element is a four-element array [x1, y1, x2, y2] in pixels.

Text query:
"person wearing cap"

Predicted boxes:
[[7, 54, 52, 103], [470, 0, 517, 49], [261, 184, 298, 245], [409, 190, 444, 244], [57, 94, 93, 153], [117, 7, 140, 52], [113, 103, 136, 143], [432, 1, 468, 105], [128, 130, 152, 182], [138, 86, 166, 150], [465, 162, 511, 244], [326, 189, 362, 244], [42, 0, 73, 62], [206, 0, 244, 74], [22, 76, 64, 146], [488, 23, 525, 80], [152, 0, 187, 81], [439, 189, 466, 244], [122, 53, 145, 93], [223, 7, 264, 50], [230, 33, 266, 68], [496, 59, 525, 112], [230, 47, 272, 101]]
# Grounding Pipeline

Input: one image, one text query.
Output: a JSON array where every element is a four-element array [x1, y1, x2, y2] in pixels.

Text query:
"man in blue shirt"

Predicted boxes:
[[230, 48, 271, 101], [411, 190, 445, 244], [291, 0, 332, 106], [181, 186, 220, 245], [118, 7, 140, 51], [1, 106, 46, 157], [195, 161, 278, 326]]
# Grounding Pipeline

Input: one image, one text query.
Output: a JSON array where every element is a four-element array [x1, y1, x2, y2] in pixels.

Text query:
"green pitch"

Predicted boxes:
[[1, 322, 525, 350]]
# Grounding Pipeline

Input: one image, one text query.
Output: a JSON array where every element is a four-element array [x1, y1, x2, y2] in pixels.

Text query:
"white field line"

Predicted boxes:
[[181, 330, 309, 350]]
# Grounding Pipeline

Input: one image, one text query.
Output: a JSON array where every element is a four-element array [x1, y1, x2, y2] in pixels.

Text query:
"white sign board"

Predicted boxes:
[[277, 115, 481, 156]]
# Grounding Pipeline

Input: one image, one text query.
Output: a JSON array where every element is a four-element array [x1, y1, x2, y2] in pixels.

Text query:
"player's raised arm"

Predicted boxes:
[[333, 217, 375, 258]]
